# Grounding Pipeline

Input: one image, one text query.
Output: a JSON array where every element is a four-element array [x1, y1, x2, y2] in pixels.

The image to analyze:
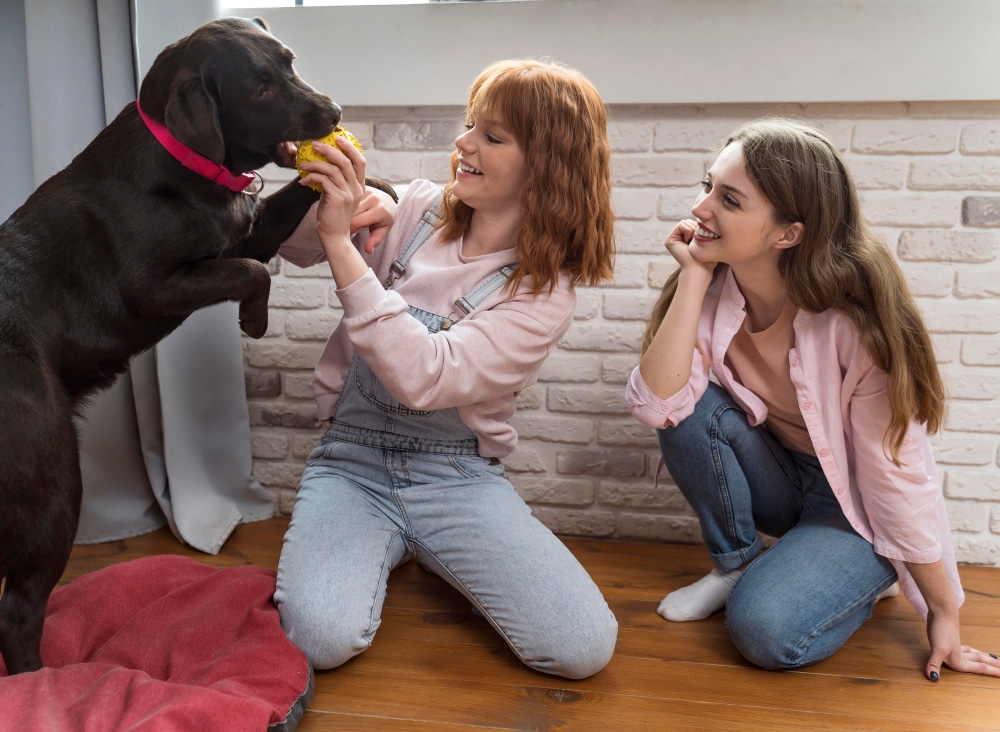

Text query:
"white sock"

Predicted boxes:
[[658, 568, 742, 622], [876, 582, 900, 602]]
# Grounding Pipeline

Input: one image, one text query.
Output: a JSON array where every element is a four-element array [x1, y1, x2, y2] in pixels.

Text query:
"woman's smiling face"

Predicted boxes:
[[451, 106, 527, 215]]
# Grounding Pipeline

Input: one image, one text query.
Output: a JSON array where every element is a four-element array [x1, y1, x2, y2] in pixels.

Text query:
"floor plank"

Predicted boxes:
[[61, 517, 1000, 731]]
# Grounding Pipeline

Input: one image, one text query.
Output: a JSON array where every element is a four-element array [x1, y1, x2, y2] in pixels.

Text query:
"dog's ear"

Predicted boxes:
[[251, 16, 271, 33], [164, 71, 225, 163]]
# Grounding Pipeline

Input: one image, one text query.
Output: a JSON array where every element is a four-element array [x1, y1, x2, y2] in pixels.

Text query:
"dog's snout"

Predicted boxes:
[[326, 102, 342, 129]]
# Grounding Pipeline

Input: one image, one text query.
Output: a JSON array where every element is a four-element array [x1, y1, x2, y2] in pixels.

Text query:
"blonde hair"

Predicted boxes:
[[436, 59, 616, 293], [641, 118, 944, 463]]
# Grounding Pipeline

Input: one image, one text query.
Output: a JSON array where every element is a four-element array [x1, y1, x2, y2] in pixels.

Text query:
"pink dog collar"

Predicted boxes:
[[136, 100, 260, 193]]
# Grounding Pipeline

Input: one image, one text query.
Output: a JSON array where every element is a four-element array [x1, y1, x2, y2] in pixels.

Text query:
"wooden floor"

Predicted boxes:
[[64, 517, 1000, 731]]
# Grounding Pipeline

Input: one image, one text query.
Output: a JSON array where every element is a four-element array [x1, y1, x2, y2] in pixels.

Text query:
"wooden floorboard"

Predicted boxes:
[[63, 517, 1000, 731]]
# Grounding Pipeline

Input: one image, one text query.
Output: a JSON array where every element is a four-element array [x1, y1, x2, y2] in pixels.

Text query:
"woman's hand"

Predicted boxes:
[[298, 136, 367, 252], [296, 136, 372, 288], [925, 610, 1000, 681], [667, 219, 716, 285], [351, 188, 397, 254]]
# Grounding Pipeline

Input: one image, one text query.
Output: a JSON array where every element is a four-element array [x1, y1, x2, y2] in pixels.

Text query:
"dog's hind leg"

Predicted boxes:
[[0, 372, 82, 675]]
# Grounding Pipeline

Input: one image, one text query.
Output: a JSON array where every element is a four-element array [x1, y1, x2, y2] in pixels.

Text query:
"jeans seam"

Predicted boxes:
[[709, 401, 748, 566]]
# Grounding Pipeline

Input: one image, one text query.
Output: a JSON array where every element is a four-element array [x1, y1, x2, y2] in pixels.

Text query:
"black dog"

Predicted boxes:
[[0, 17, 371, 675]]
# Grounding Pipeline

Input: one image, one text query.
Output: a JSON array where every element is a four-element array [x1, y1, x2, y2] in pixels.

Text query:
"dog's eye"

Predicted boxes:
[[252, 85, 273, 100]]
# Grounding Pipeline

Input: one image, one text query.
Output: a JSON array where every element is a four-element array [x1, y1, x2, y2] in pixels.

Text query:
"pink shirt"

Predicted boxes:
[[626, 267, 963, 618], [279, 179, 576, 457]]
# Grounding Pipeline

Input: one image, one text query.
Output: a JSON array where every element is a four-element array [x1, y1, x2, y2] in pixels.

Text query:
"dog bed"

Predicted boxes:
[[0, 555, 313, 731]]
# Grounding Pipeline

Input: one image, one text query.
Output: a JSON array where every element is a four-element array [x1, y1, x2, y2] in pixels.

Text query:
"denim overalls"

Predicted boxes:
[[274, 202, 618, 679]]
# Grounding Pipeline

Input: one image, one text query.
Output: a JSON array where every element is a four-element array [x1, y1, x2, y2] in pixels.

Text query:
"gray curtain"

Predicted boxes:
[[0, 0, 274, 555]]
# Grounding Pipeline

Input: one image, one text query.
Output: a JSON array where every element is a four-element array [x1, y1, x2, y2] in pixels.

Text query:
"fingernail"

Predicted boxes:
[[990, 653, 998, 659], [929, 671, 939, 681]]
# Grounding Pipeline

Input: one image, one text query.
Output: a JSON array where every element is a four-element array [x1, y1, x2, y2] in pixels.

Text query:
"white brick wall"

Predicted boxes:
[[246, 101, 1000, 566]]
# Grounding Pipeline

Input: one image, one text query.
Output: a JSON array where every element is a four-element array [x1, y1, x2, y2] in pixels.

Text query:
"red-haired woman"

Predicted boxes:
[[274, 59, 618, 679]]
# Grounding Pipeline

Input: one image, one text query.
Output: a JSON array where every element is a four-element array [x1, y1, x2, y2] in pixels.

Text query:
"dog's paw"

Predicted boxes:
[[239, 312, 268, 339]]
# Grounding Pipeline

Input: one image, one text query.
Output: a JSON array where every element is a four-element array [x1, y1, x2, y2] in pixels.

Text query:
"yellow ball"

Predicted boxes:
[[296, 126, 365, 191]]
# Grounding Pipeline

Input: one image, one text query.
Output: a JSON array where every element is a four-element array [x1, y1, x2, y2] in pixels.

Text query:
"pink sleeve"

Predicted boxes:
[[625, 347, 709, 429], [339, 271, 576, 411]]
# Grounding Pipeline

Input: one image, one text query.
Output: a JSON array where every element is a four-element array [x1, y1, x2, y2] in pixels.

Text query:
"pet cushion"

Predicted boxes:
[[0, 556, 313, 731]]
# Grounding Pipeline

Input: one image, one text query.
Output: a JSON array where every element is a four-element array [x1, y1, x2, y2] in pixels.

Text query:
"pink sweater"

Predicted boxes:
[[279, 179, 576, 457], [626, 266, 963, 619]]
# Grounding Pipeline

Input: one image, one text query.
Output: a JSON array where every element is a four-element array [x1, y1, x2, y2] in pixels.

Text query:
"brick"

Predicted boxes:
[[249, 403, 321, 429], [658, 187, 700, 222], [909, 160, 1000, 190], [257, 311, 286, 338], [852, 121, 958, 154], [283, 373, 316, 400], [616, 513, 701, 542], [509, 414, 594, 443], [956, 269, 1000, 298], [252, 460, 304, 490], [558, 322, 644, 352], [992, 508, 1000, 534], [574, 290, 601, 320], [953, 536, 1000, 565], [503, 446, 546, 473], [614, 221, 672, 255], [612, 156, 703, 188], [267, 280, 327, 309], [598, 480, 691, 511], [960, 122, 1000, 154], [612, 189, 657, 220], [512, 477, 596, 506], [898, 230, 999, 263], [291, 435, 320, 459], [860, 193, 957, 228], [961, 337, 1000, 366], [556, 449, 646, 477], [648, 260, 678, 288], [286, 311, 340, 341], [941, 368, 1000, 400], [245, 343, 325, 370], [245, 370, 281, 398], [930, 435, 995, 466], [608, 121, 653, 153], [251, 433, 289, 459], [798, 117, 854, 150], [903, 265, 952, 297], [945, 402, 1000, 433], [419, 153, 454, 184], [597, 420, 659, 448], [529, 507, 616, 538], [374, 121, 460, 151], [277, 488, 296, 515], [548, 386, 626, 414], [607, 256, 652, 288], [514, 385, 544, 411], [537, 353, 601, 383], [963, 197, 1000, 227], [653, 120, 735, 152], [945, 470, 1000, 500], [931, 334, 960, 364], [363, 151, 421, 184], [283, 262, 331, 278], [603, 290, 660, 321], [947, 502, 988, 533], [846, 157, 907, 190], [919, 300, 1000, 334], [603, 354, 640, 384]]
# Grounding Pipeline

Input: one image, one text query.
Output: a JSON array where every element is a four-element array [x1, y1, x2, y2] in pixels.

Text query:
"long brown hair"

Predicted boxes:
[[436, 59, 616, 294], [641, 118, 944, 463]]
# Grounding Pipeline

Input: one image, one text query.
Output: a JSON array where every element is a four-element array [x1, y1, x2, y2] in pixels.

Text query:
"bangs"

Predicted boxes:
[[466, 61, 543, 144]]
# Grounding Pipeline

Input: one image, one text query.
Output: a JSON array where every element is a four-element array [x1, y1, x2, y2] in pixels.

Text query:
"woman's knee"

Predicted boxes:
[[275, 592, 374, 670], [524, 613, 618, 680]]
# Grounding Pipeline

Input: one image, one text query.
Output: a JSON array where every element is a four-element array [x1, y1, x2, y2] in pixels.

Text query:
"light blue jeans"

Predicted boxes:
[[657, 382, 897, 670], [274, 304, 617, 680]]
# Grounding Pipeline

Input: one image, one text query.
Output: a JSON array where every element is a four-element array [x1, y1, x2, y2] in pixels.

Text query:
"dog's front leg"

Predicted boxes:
[[240, 180, 320, 263], [126, 258, 273, 338]]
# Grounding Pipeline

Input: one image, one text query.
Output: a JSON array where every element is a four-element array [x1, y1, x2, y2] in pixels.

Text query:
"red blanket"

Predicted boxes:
[[0, 556, 312, 731]]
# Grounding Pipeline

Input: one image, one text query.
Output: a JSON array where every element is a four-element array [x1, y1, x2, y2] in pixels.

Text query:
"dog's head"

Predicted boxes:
[[142, 17, 341, 174]]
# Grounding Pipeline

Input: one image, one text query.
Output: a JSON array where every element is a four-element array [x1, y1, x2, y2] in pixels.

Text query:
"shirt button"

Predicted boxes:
[[802, 402, 813, 411], [791, 358, 800, 366], [819, 449, 830, 457]]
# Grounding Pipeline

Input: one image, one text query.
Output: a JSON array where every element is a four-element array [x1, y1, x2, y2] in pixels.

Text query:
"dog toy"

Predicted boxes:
[[296, 126, 364, 191]]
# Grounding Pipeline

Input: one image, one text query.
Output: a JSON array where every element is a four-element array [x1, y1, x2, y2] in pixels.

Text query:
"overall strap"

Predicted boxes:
[[383, 199, 442, 289]]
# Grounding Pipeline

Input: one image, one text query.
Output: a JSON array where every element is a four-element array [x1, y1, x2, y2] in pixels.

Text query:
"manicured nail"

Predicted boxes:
[[929, 671, 939, 681]]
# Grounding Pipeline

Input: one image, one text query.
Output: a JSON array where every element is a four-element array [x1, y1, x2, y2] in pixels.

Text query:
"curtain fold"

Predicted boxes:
[[6, 0, 273, 555]]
